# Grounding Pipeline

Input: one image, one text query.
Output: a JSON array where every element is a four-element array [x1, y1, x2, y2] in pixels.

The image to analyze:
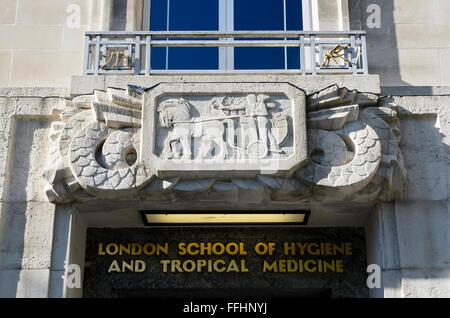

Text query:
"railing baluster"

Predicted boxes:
[[361, 34, 368, 75], [300, 35, 305, 75], [134, 35, 141, 75], [94, 35, 101, 75], [145, 35, 151, 76], [350, 34, 357, 75], [83, 35, 90, 75], [310, 35, 316, 75]]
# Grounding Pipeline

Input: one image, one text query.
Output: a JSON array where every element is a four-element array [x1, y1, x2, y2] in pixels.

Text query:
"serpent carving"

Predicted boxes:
[[69, 121, 151, 195], [297, 121, 381, 196]]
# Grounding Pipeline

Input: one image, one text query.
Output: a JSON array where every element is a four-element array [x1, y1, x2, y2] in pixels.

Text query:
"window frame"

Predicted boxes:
[[142, 0, 314, 70]]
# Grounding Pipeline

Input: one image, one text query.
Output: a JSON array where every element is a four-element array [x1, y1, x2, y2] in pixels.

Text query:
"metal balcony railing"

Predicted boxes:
[[83, 31, 368, 76]]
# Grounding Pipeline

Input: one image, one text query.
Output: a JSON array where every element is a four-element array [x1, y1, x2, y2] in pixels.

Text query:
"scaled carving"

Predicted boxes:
[[44, 83, 406, 205]]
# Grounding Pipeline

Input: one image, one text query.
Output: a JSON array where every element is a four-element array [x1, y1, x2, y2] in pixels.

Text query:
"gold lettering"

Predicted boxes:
[[345, 242, 352, 255], [197, 259, 207, 272], [323, 260, 336, 272], [296, 242, 308, 255], [160, 260, 170, 272], [98, 243, 106, 255], [241, 259, 248, 272], [284, 242, 295, 256], [304, 260, 317, 272], [278, 259, 287, 272], [106, 243, 118, 255], [287, 259, 298, 272], [182, 260, 196, 272], [143, 243, 155, 255], [239, 243, 247, 255], [171, 260, 183, 272], [333, 243, 345, 255], [178, 243, 187, 255], [254, 242, 268, 255], [107, 260, 121, 273], [119, 244, 131, 255], [135, 260, 146, 272], [200, 243, 211, 255], [157, 243, 169, 255], [263, 260, 278, 272], [187, 243, 199, 255], [122, 260, 134, 272], [306, 243, 320, 255], [226, 243, 239, 255], [131, 243, 142, 255], [213, 260, 226, 272], [212, 243, 225, 255], [336, 259, 344, 272], [226, 260, 239, 272]]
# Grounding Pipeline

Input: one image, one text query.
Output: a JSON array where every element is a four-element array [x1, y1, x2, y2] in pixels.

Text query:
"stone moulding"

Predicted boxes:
[[43, 82, 406, 205]]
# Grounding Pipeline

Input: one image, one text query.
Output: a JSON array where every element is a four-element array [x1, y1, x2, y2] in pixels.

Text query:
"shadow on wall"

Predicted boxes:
[[350, 0, 437, 95], [111, 0, 128, 31], [0, 118, 33, 297], [0, 118, 52, 297], [367, 100, 450, 297]]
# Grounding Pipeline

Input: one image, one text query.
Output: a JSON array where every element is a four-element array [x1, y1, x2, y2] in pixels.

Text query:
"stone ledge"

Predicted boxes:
[[0, 87, 69, 98], [70, 74, 381, 97]]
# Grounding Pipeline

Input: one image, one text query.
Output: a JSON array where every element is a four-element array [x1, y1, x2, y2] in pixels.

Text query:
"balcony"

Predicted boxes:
[[83, 31, 368, 76]]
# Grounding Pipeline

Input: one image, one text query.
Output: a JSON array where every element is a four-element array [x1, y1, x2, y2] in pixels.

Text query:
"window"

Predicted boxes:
[[147, 0, 304, 70]]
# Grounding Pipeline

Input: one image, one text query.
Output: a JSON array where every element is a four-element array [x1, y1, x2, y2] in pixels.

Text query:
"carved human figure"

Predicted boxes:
[[244, 94, 273, 158]]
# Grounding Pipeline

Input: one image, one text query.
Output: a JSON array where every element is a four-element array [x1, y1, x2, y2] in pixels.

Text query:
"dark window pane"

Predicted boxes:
[[168, 0, 218, 69], [151, 47, 167, 70], [287, 47, 300, 69], [234, 0, 283, 69], [235, 47, 285, 70], [168, 47, 218, 70], [286, 0, 303, 30], [170, 0, 218, 31], [150, 0, 168, 31], [234, 0, 284, 30]]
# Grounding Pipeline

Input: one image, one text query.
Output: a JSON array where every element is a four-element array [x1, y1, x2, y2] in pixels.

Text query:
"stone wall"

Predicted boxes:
[[366, 95, 450, 297], [0, 79, 448, 297], [0, 0, 90, 87], [351, 0, 450, 87]]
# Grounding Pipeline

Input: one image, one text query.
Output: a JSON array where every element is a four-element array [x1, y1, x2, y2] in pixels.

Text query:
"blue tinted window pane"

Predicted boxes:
[[169, 47, 218, 69], [286, 0, 302, 69], [234, 0, 302, 70], [287, 47, 300, 69], [150, 0, 168, 31], [234, 0, 283, 69], [150, 0, 219, 70], [234, 0, 283, 30], [151, 47, 167, 70], [170, 0, 218, 31], [286, 0, 303, 30], [235, 47, 285, 70]]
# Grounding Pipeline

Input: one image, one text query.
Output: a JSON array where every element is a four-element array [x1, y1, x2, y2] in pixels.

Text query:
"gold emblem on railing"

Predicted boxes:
[[100, 51, 131, 70], [321, 44, 352, 67]]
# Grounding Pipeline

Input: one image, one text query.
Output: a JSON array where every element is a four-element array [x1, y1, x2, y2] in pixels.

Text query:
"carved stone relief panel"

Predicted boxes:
[[43, 82, 406, 206], [141, 83, 307, 179]]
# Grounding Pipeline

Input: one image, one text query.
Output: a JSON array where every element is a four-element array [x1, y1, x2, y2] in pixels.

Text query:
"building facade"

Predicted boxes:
[[0, 0, 449, 298]]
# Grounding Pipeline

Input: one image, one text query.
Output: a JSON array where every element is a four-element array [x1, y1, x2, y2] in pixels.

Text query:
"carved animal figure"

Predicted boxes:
[[158, 98, 227, 160]]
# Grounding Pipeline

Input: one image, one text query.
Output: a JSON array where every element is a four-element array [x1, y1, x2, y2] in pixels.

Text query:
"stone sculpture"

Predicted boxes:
[[43, 83, 406, 205]]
